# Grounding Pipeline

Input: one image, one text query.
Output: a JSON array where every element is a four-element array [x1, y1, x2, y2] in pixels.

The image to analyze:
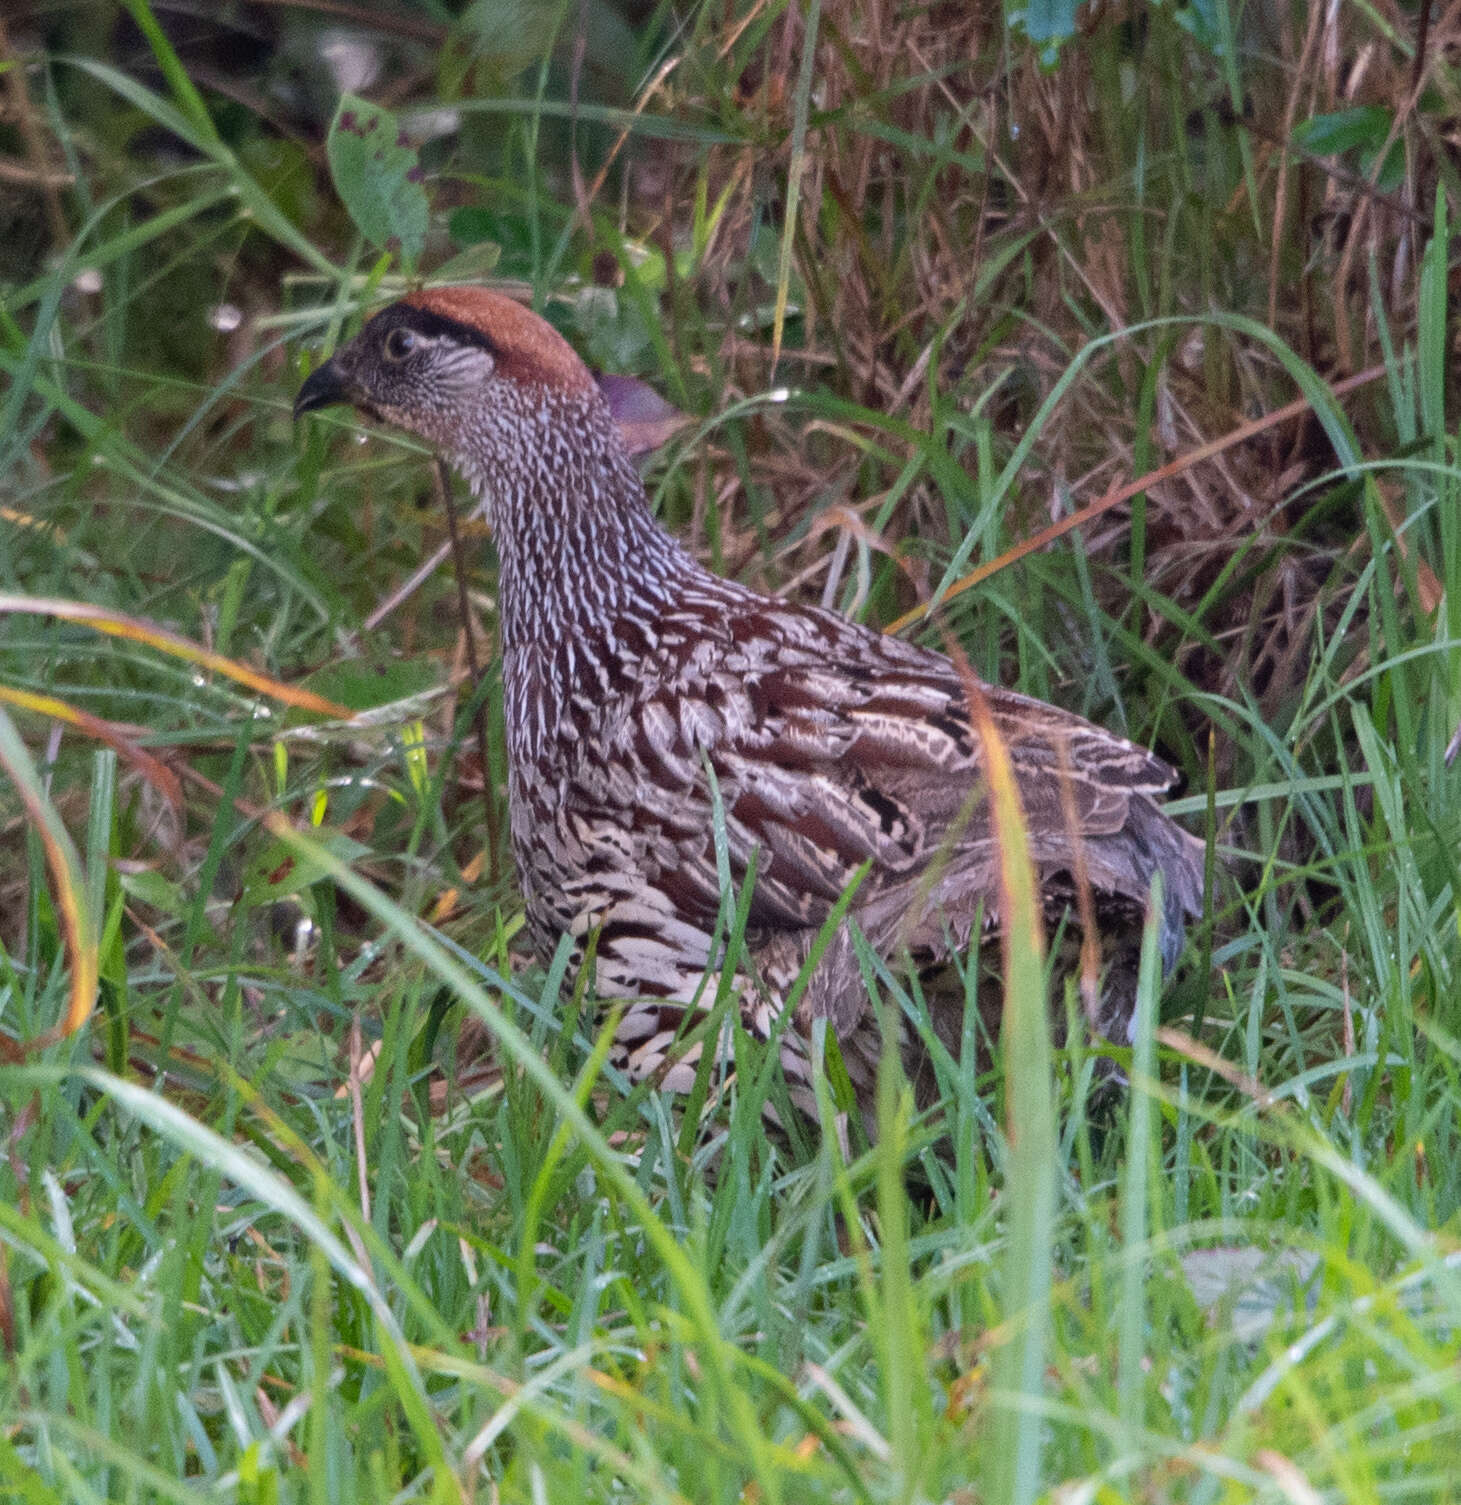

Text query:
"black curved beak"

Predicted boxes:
[[293, 358, 349, 420]]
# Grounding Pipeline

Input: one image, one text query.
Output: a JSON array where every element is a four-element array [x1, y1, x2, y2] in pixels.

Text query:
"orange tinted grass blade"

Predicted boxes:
[[0, 684, 184, 814], [1053, 739, 1101, 1027], [0, 596, 352, 719], [886, 363, 1387, 636], [0, 705, 99, 1054], [937, 632, 1047, 977], [948, 649, 1054, 1500], [950, 657, 1047, 988], [0, 505, 66, 541]]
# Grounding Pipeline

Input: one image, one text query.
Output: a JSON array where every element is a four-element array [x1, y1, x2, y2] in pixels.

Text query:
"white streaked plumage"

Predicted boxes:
[[295, 286, 1208, 1114]]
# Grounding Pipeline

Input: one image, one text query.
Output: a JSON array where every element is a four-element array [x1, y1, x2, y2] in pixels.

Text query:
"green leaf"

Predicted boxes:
[[1295, 105, 1404, 191], [326, 93, 429, 270], [431, 239, 503, 285], [1293, 105, 1391, 157], [117, 867, 188, 918]]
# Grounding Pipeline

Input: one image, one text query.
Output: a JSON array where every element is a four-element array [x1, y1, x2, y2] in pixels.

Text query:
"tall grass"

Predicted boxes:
[[2, 1, 1459, 1500]]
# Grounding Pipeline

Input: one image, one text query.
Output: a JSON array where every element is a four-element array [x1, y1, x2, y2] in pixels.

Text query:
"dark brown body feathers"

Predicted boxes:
[[296, 288, 1207, 1110]]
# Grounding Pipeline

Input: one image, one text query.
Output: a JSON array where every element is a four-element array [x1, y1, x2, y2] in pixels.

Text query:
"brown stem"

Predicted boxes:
[[1411, 0, 1433, 102], [436, 459, 501, 883]]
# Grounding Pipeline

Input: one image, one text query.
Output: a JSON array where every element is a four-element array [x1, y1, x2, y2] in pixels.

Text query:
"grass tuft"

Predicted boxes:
[[2, 1, 1460, 1499]]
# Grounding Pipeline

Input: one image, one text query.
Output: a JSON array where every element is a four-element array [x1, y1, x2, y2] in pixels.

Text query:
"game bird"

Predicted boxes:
[[295, 286, 1205, 1115]]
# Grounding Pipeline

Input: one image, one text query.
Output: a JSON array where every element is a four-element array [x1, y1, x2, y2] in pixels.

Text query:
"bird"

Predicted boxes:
[[294, 285, 1206, 1119]]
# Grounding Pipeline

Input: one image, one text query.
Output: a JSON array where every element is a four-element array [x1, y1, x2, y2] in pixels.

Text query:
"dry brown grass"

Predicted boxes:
[[611, 2, 1454, 739]]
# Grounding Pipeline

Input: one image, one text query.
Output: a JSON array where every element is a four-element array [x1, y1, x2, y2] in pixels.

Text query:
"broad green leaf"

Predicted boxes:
[[1294, 105, 1392, 157], [326, 93, 429, 270]]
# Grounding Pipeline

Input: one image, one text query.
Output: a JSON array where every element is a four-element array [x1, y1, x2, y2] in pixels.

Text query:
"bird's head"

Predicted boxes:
[[294, 286, 608, 476]]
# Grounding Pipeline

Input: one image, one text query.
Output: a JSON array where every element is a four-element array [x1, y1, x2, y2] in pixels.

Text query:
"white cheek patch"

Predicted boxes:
[[435, 346, 497, 393]]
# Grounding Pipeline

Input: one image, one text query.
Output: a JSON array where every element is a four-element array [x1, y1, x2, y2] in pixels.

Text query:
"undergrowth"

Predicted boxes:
[[1, 2, 1459, 1501]]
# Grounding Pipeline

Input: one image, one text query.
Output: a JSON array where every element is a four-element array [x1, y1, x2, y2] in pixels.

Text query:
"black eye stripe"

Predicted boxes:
[[365, 304, 502, 359]]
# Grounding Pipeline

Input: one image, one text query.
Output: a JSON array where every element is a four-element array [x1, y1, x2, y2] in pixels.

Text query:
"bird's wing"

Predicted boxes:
[[643, 601, 1204, 951], [593, 591, 1203, 992]]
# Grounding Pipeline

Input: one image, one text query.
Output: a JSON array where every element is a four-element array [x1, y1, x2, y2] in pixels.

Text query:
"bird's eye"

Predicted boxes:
[[383, 328, 418, 362]]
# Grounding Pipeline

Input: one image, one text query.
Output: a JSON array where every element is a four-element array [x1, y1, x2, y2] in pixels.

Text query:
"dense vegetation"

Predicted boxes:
[[2, 1, 1459, 1500]]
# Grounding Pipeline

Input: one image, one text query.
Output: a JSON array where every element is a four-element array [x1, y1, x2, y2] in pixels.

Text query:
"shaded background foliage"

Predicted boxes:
[[2, 1, 1460, 1501]]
